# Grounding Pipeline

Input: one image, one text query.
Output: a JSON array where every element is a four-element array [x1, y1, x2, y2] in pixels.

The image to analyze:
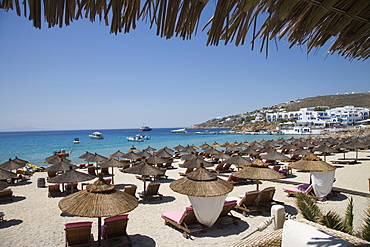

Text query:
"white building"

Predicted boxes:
[[266, 106, 369, 125]]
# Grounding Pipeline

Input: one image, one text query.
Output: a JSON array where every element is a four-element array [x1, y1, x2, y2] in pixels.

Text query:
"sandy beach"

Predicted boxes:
[[1, 148, 370, 247]]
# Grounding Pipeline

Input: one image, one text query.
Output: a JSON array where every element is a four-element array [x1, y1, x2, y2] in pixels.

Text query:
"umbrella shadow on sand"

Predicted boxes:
[[130, 234, 156, 247], [156, 178, 175, 184], [0, 196, 26, 204], [114, 183, 138, 190], [139, 195, 175, 204], [186, 220, 250, 239], [0, 219, 23, 229]]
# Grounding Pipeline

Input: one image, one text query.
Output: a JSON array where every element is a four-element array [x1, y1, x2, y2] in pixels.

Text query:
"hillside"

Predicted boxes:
[[285, 92, 370, 111], [188, 92, 370, 131]]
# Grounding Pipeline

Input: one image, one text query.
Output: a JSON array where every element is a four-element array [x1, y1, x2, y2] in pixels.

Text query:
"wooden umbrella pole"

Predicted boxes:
[[111, 167, 114, 184], [98, 217, 102, 247], [143, 176, 147, 201]]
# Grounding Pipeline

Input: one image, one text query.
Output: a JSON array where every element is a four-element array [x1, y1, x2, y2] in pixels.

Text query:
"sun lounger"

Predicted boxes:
[[179, 168, 194, 176], [48, 184, 61, 197], [138, 183, 163, 201], [221, 163, 233, 172], [161, 205, 207, 238], [156, 168, 168, 180], [256, 187, 283, 211], [123, 185, 137, 198], [102, 214, 132, 247], [207, 163, 224, 173], [219, 172, 249, 185], [330, 159, 356, 164], [87, 166, 96, 176], [0, 188, 13, 202], [0, 212, 4, 221], [216, 200, 240, 229], [283, 184, 313, 197], [101, 167, 110, 175], [227, 190, 261, 216], [64, 221, 93, 246], [65, 183, 78, 194]]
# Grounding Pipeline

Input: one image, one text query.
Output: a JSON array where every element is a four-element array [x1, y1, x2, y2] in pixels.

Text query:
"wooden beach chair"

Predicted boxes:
[[123, 185, 137, 198], [87, 166, 96, 176], [155, 168, 168, 180], [283, 184, 314, 197], [64, 221, 93, 247], [161, 205, 207, 238], [138, 183, 163, 201], [256, 187, 283, 211], [48, 184, 61, 197], [216, 200, 240, 229], [102, 214, 132, 247], [179, 168, 194, 176], [221, 163, 233, 172], [0, 188, 13, 202], [227, 190, 261, 216], [65, 183, 78, 194], [207, 163, 224, 173], [219, 173, 249, 185]]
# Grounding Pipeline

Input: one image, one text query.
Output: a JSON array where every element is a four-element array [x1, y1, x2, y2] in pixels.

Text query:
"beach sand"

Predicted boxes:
[[1, 149, 370, 247]]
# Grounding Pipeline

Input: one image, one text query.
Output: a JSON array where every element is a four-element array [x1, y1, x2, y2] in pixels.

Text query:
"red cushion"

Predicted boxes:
[[65, 221, 92, 228], [224, 200, 237, 206], [104, 214, 128, 223]]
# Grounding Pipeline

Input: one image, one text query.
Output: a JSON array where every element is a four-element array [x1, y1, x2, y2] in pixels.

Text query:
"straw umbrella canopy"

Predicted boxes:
[[136, 150, 151, 158], [123, 161, 164, 200], [110, 150, 125, 159], [170, 167, 233, 197], [232, 159, 284, 190], [199, 142, 210, 149], [0, 181, 9, 190], [146, 155, 168, 166], [48, 166, 96, 192], [173, 144, 184, 150], [210, 142, 221, 147], [126, 146, 140, 153], [180, 157, 214, 168], [154, 149, 173, 159], [180, 145, 197, 153], [313, 145, 337, 161], [99, 158, 124, 184], [260, 150, 289, 162], [59, 173, 138, 247], [0, 158, 26, 171], [239, 146, 260, 156], [45, 160, 77, 172], [180, 153, 198, 161], [13, 156, 28, 165], [144, 146, 156, 154], [211, 152, 231, 160], [45, 154, 71, 164], [0, 168, 17, 180], [122, 151, 143, 160], [289, 153, 336, 172], [335, 142, 352, 159], [224, 155, 251, 170], [225, 146, 242, 152], [78, 151, 95, 160]]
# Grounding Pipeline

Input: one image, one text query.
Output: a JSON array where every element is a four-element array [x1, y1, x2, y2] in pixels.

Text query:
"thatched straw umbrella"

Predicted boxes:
[[173, 144, 184, 151], [126, 146, 140, 153], [180, 153, 198, 162], [224, 155, 251, 170], [45, 154, 71, 164], [180, 157, 214, 168], [59, 173, 138, 247], [110, 150, 125, 159], [0, 181, 8, 190], [146, 155, 168, 166], [48, 166, 95, 192], [144, 146, 156, 154], [180, 145, 197, 153], [124, 161, 164, 200], [289, 153, 336, 198], [232, 159, 284, 190], [45, 160, 77, 172], [0, 168, 17, 180], [170, 166, 233, 227], [98, 158, 123, 184], [313, 145, 337, 161], [154, 149, 173, 159], [289, 153, 336, 172], [260, 150, 289, 163], [0, 158, 26, 171], [13, 157, 28, 165]]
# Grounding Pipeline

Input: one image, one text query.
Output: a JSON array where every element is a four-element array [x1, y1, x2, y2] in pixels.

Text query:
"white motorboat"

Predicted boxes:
[[171, 128, 187, 133], [73, 138, 80, 144], [89, 132, 104, 139], [126, 134, 150, 142]]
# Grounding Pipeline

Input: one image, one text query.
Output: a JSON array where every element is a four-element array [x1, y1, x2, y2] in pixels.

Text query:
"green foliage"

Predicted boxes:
[[245, 116, 255, 122], [344, 197, 354, 234], [295, 193, 322, 222], [320, 211, 345, 232], [360, 206, 370, 241]]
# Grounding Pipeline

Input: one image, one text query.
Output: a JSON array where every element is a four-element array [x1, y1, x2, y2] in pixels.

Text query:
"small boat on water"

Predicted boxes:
[[53, 149, 70, 156], [73, 138, 80, 144], [126, 134, 150, 142], [89, 132, 104, 139], [140, 124, 152, 131], [171, 128, 187, 133], [195, 130, 218, 135]]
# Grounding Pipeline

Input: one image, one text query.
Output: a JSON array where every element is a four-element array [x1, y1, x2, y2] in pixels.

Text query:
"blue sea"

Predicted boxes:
[[0, 128, 306, 167]]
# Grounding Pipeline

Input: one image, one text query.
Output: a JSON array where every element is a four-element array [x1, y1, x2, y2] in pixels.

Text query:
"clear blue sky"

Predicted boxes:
[[1, 7, 369, 131]]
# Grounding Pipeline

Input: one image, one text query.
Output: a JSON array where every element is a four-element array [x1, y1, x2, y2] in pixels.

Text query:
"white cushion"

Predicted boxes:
[[282, 220, 353, 247]]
